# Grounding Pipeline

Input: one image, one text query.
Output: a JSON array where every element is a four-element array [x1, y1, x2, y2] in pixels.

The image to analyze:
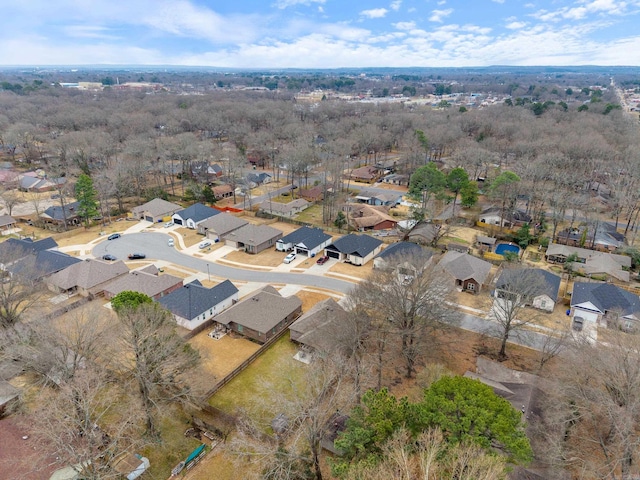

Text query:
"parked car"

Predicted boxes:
[[107, 233, 121, 240], [284, 252, 297, 264], [199, 240, 212, 249], [316, 255, 329, 265], [102, 254, 116, 261], [128, 253, 146, 260], [164, 221, 174, 228], [167, 239, 175, 247]]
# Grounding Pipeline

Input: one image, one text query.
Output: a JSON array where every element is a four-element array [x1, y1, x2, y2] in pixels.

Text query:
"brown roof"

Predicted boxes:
[[289, 298, 349, 352], [47, 259, 129, 291], [104, 270, 182, 298], [351, 205, 397, 229]]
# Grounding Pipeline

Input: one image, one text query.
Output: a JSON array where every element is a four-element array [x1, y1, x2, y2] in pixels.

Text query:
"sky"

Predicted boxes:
[[2, 0, 640, 68]]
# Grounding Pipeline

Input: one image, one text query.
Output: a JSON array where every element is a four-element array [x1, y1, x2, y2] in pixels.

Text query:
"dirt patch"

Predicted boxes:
[[223, 247, 286, 267], [329, 261, 373, 280], [0, 416, 58, 480]]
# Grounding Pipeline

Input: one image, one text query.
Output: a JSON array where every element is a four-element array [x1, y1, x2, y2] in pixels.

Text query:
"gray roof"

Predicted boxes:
[[47, 259, 129, 291], [289, 298, 349, 352], [198, 212, 248, 236], [571, 282, 640, 317], [0, 215, 16, 228], [0, 237, 57, 261], [175, 203, 219, 223], [158, 279, 238, 321], [132, 198, 182, 217], [225, 223, 283, 246], [259, 199, 309, 214], [42, 201, 80, 221], [375, 241, 423, 260], [278, 226, 332, 250], [10, 250, 82, 279], [439, 251, 492, 284], [326, 234, 383, 258], [477, 235, 497, 245], [104, 270, 183, 298], [215, 286, 302, 333], [495, 268, 561, 300]]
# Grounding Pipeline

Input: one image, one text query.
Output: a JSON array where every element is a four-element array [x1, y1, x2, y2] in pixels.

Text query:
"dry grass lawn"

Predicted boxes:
[[329, 260, 373, 280], [223, 247, 286, 267], [175, 227, 206, 247], [296, 289, 332, 311]]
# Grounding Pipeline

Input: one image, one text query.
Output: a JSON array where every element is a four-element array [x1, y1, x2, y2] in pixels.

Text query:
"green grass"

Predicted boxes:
[[294, 204, 323, 225], [208, 335, 304, 424], [445, 236, 470, 245]]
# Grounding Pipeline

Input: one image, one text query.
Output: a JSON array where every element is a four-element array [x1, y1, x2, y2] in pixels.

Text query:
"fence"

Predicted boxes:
[[42, 296, 91, 321]]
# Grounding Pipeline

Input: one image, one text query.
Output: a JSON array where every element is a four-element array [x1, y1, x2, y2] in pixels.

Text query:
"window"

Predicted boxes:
[[237, 325, 243, 333], [467, 283, 475, 291], [540, 300, 546, 309]]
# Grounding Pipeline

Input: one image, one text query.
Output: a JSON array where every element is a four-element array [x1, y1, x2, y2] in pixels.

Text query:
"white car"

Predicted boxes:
[[283, 252, 296, 264], [199, 240, 212, 249], [167, 239, 175, 247], [164, 221, 174, 228]]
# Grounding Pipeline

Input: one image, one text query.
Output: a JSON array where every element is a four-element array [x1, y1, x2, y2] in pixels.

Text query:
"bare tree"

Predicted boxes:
[[0, 189, 21, 216]]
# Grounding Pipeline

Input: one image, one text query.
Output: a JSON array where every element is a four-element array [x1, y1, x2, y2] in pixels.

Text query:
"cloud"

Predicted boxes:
[[506, 21, 527, 29], [429, 8, 453, 22], [492, 0, 505, 3], [62, 25, 119, 40], [272, 0, 325, 8], [360, 8, 389, 18], [393, 21, 416, 30], [390, 0, 402, 11]]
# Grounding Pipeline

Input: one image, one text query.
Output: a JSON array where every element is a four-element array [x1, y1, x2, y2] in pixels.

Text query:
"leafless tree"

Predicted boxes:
[[0, 189, 21, 216]]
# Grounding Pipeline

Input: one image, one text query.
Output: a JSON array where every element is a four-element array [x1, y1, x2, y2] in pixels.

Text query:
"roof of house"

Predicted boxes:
[[326, 234, 383, 258], [571, 281, 640, 317], [158, 279, 238, 321], [42, 201, 80, 221], [375, 241, 423, 260], [47, 259, 129, 291], [104, 270, 183, 298], [546, 243, 631, 281], [246, 172, 271, 184], [259, 199, 310, 215], [198, 212, 248, 236], [278, 226, 332, 250], [480, 207, 532, 223], [225, 223, 283, 246], [350, 166, 378, 179], [289, 298, 349, 352], [351, 205, 397, 229], [355, 189, 402, 203], [0, 215, 16, 228], [212, 184, 233, 195], [214, 286, 301, 334], [10, 250, 82, 279], [299, 186, 324, 199], [477, 235, 497, 245], [174, 203, 219, 223], [407, 223, 441, 244], [439, 251, 492, 284], [132, 198, 182, 217], [0, 237, 57, 261], [495, 268, 561, 300]]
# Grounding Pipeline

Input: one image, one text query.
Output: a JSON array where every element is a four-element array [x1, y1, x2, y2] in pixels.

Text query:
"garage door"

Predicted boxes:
[[145, 215, 153, 222], [327, 250, 340, 259], [296, 247, 309, 256], [174, 218, 183, 225]]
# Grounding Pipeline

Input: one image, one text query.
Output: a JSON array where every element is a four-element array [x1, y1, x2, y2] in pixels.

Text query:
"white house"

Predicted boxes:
[[276, 226, 332, 257], [172, 203, 219, 229]]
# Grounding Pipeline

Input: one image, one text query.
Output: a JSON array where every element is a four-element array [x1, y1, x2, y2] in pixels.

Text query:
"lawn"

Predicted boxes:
[[328, 260, 373, 280], [294, 204, 324, 225], [175, 227, 206, 247], [223, 247, 287, 267]]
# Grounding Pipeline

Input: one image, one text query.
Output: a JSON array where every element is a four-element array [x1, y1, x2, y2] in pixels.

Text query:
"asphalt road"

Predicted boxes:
[[92, 232, 356, 294]]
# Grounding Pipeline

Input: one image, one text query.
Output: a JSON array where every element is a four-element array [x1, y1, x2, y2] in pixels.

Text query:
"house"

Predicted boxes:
[[258, 198, 310, 218], [324, 234, 383, 266], [298, 186, 324, 202], [46, 259, 129, 297], [41, 201, 81, 227], [381, 173, 409, 186], [555, 222, 625, 252], [214, 285, 302, 343], [9, 250, 82, 281], [373, 241, 423, 269], [438, 251, 492, 294], [350, 204, 397, 231], [172, 203, 219, 229], [476, 235, 497, 252], [212, 184, 234, 200], [18, 171, 65, 192], [479, 206, 532, 228], [349, 166, 380, 184], [407, 223, 441, 246], [103, 269, 183, 300], [247, 172, 272, 185], [354, 189, 403, 207], [493, 268, 561, 313], [197, 212, 248, 241], [276, 226, 332, 256], [224, 224, 283, 254], [209, 163, 224, 178], [0, 215, 16, 233], [545, 243, 631, 282], [0, 236, 58, 268], [131, 198, 182, 223], [158, 279, 239, 330], [289, 298, 350, 354], [570, 282, 640, 331]]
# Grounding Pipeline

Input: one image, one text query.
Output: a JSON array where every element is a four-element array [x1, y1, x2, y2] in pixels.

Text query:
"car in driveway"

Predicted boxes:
[[164, 221, 174, 228], [283, 252, 296, 264], [102, 254, 116, 261], [107, 233, 121, 240], [198, 240, 212, 249], [316, 255, 329, 265], [128, 253, 146, 260]]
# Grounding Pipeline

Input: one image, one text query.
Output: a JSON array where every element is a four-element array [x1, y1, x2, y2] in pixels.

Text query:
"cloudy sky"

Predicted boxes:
[[2, 0, 640, 68]]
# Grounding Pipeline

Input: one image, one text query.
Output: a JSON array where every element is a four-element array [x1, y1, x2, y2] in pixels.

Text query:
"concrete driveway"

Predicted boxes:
[[92, 232, 355, 294]]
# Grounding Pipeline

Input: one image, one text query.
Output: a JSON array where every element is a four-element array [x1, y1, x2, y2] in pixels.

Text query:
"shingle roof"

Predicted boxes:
[[158, 279, 238, 321], [278, 226, 331, 250], [259, 199, 309, 214], [0, 215, 16, 228], [0, 237, 57, 261], [10, 250, 82, 279], [289, 298, 349, 352], [326, 234, 383, 258], [215, 286, 301, 333], [175, 203, 219, 223], [375, 241, 423, 260], [439, 251, 492, 284], [571, 282, 640, 317], [495, 268, 561, 300], [47, 259, 129, 291], [225, 224, 283, 246], [42, 201, 80, 221], [132, 198, 182, 217], [104, 270, 183, 298], [198, 212, 248, 236]]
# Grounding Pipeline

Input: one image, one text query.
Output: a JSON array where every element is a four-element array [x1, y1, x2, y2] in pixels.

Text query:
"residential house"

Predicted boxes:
[[438, 251, 492, 294], [373, 241, 423, 269], [9, 250, 82, 281], [555, 222, 625, 252], [407, 223, 441, 246], [349, 166, 380, 184], [247, 172, 272, 185], [40, 201, 81, 227], [0, 215, 16, 233], [478, 206, 532, 228], [18, 171, 65, 192], [103, 269, 183, 300], [172, 203, 219, 229], [545, 243, 631, 282], [349, 204, 397, 231], [476, 235, 497, 252], [0, 236, 58, 268], [289, 298, 350, 354], [197, 212, 248, 241], [324, 234, 383, 266], [158, 279, 239, 330], [381, 173, 409, 186], [224, 224, 283, 254], [212, 184, 234, 200], [493, 268, 561, 313], [258, 198, 310, 218], [209, 163, 223, 178], [131, 198, 182, 223], [214, 285, 302, 343], [46, 259, 129, 297], [276, 226, 332, 256], [570, 281, 640, 331], [298, 186, 324, 202], [354, 189, 403, 207]]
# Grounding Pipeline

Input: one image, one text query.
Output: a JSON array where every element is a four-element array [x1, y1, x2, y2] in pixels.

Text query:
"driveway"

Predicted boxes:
[[92, 232, 355, 294]]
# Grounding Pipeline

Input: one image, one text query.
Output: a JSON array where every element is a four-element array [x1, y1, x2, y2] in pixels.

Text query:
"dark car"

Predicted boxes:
[[102, 254, 116, 261], [128, 253, 146, 260], [316, 255, 329, 265], [107, 233, 121, 240]]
